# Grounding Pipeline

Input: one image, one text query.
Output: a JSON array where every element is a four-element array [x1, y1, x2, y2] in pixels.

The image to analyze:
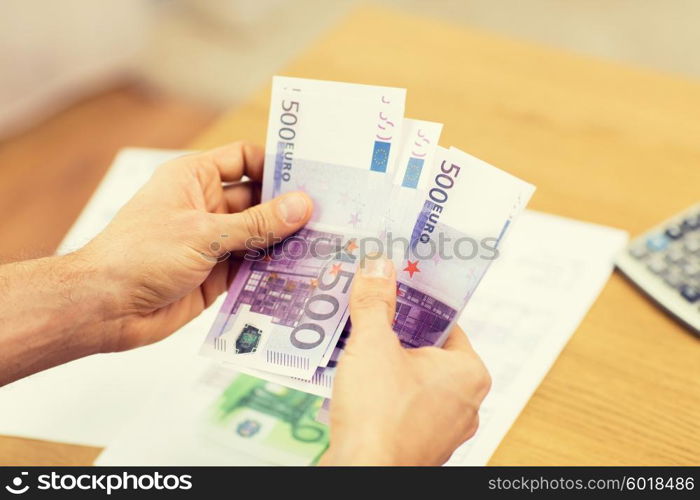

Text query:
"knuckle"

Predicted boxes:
[[454, 355, 491, 397], [475, 359, 492, 390], [469, 360, 492, 398], [210, 141, 244, 168], [241, 207, 270, 240], [481, 367, 492, 393], [351, 286, 394, 312], [159, 152, 199, 174], [464, 413, 480, 440]]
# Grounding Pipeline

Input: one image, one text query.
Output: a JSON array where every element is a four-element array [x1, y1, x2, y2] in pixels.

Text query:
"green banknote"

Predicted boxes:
[[204, 373, 329, 465]]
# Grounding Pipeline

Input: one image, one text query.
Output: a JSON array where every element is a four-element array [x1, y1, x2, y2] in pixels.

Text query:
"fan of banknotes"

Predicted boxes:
[[200, 76, 535, 397]]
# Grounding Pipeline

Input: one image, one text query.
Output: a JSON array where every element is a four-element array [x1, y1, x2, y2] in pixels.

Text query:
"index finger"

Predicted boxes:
[[192, 141, 265, 183]]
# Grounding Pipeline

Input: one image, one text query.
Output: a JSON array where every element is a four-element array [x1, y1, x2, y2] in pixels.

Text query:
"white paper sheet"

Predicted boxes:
[[447, 210, 628, 465], [96, 360, 272, 466], [0, 148, 627, 466]]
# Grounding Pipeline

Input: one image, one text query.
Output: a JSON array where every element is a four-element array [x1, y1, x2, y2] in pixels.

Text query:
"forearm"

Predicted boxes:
[[0, 252, 120, 385]]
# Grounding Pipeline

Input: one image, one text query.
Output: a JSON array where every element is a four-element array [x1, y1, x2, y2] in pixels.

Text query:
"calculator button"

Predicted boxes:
[[628, 244, 648, 259], [682, 261, 700, 279], [665, 224, 684, 240], [685, 238, 700, 254], [647, 257, 667, 275], [687, 254, 700, 265], [682, 213, 700, 231], [663, 270, 684, 289], [680, 284, 700, 303], [665, 244, 685, 263], [646, 233, 670, 252]]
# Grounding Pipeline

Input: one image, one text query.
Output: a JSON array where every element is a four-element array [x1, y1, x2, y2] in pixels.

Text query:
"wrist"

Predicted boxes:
[[0, 252, 126, 384], [60, 249, 128, 354]]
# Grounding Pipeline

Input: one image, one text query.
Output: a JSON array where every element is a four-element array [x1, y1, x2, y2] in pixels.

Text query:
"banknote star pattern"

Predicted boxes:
[[403, 260, 420, 278], [345, 239, 358, 253], [348, 212, 361, 227]]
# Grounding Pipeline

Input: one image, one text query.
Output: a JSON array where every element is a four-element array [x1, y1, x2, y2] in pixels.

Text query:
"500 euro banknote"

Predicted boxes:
[[200, 77, 406, 379], [226, 145, 535, 397]]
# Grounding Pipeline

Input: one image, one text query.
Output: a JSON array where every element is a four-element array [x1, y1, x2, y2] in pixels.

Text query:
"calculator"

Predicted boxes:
[[616, 203, 700, 334]]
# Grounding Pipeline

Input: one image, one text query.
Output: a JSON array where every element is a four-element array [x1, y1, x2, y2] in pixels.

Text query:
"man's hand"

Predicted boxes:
[[320, 255, 491, 466], [0, 142, 313, 385], [79, 142, 313, 352]]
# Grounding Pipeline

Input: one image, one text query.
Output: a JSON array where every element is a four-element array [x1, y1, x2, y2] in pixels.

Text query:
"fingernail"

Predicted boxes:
[[278, 193, 309, 224], [361, 254, 393, 278]]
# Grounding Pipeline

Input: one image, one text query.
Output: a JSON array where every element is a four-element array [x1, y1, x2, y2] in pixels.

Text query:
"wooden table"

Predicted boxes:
[[3, 5, 699, 465]]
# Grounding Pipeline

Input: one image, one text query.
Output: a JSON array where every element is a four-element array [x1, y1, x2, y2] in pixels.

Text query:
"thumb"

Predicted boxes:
[[348, 255, 401, 350], [210, 191, 312, 252]]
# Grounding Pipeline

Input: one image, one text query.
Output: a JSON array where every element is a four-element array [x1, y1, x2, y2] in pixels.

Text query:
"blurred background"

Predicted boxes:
[[1, 0, 698, 258]]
